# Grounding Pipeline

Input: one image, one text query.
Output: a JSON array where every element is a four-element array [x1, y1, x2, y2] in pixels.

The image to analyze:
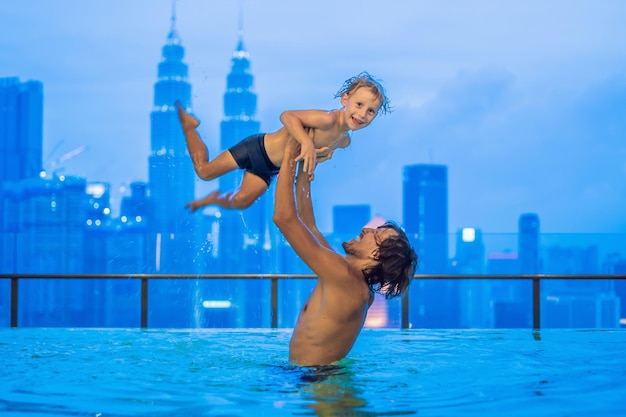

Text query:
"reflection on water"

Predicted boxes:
[[281, 362, 417, 416], [293, 364, 369, 416]]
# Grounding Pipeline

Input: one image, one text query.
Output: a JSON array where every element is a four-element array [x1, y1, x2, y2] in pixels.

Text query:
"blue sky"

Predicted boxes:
[[2, 0, 625, 234]]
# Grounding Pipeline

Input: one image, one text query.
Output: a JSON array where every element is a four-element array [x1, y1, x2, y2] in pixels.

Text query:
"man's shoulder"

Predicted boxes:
[[317, 261, 367, 288]]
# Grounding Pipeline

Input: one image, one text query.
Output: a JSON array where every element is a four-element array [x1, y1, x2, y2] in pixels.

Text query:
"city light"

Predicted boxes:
[[86, 183, 106, 198], [202, 300, 232, 309], [462, 227, 475, 242]]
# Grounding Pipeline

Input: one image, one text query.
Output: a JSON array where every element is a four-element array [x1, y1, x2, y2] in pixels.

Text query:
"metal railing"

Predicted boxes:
[[2, 274, 624, 329]]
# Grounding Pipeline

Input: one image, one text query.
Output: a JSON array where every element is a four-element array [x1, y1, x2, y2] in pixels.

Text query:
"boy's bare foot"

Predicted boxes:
[[175, 101, 200, 132], [184, 190, 221, 213]]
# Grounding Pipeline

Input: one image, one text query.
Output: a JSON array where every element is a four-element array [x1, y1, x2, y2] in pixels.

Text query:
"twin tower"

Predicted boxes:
[[146, 9, 272, 274]]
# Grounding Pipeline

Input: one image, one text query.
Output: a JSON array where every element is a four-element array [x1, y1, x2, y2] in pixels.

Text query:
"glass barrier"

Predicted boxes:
[[1, 232, 625, 328]]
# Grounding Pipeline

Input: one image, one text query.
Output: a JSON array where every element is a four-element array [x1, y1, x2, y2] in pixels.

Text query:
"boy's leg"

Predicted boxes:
[[176, 101, 238, 180], [187, 172, 268, 210]]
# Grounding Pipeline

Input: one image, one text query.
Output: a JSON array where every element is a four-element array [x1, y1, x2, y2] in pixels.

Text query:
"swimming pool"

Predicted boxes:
[[1, 328, 624, 416]]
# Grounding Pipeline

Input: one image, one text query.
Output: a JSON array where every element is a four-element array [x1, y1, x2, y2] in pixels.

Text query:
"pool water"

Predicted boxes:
[[1, 328, 624, 416]]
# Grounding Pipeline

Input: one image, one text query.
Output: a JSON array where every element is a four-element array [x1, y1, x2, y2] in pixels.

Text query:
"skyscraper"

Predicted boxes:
[[403, 164, 458, 327], [217, 32, 273, 274], [518, 212, 540, 274], [0, 76, 43, 279], [146, 7, 199, 327], [206, 30, 274, 327], [0, 77, 43, 184], [403, 164, 449, 273], [148, 9, 195, 238]]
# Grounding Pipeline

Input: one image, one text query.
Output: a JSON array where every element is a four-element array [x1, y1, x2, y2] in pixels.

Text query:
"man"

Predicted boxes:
[[273, 139, 418, 366]]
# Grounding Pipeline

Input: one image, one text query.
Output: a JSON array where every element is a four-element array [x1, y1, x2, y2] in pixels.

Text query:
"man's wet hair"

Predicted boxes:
[[334, 71, 392, 116], [362, 221, 417, 299]]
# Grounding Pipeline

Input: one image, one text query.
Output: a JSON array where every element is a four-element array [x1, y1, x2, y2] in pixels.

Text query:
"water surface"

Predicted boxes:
[[1, 328, 624, 416]]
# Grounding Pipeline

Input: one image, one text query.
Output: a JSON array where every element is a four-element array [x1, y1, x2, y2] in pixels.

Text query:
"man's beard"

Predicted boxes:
[[342, 241, 355, 256]]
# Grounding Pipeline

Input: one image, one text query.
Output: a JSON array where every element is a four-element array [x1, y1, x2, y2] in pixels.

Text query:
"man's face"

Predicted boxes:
[[343, 226, 398, 259]]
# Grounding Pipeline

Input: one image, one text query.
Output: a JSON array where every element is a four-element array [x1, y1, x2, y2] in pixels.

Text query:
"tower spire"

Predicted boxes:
[[168, 0, 180, 43], [171, 0, 177, 30], [234, 0, 248, 57], [238, 0, 244, 39]]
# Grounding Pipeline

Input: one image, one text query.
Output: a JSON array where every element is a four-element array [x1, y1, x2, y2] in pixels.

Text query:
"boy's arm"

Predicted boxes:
[[279, 109, 335, 177], [295, 162, 333, 250]]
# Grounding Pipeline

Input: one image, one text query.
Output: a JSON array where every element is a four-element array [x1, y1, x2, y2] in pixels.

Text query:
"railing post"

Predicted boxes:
[[533, 277, 541, 330], [141, 277, 148, 329], [11, 277, 18, 328], [401, 289, 409, 329], [271, 277, 278, 329]]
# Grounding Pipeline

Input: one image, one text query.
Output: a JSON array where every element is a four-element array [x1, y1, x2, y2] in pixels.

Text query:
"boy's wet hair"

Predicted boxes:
[[334, 71, 392, 116]]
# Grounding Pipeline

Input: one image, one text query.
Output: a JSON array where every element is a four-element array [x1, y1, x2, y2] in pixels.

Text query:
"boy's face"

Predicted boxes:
[[341, 87, 382, 131]]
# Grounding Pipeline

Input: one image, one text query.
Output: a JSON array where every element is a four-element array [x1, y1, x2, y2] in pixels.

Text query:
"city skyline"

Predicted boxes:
[[2, 1, 625, 234]]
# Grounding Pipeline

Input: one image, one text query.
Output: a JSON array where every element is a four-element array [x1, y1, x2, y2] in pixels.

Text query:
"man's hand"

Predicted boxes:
[[297, 146, 335, 181], [294, 141, 316, 176]]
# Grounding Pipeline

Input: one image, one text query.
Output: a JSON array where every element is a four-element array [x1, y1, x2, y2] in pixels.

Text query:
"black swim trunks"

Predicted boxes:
[[228, 133, 280, 187]]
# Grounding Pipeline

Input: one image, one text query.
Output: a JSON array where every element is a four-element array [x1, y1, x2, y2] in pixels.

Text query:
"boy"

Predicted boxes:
[[176, 71, 391, 211]]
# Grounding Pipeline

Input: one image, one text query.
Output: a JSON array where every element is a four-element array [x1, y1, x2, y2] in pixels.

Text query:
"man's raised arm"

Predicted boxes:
[[273, 139, 301, 231], [273, 139, 341, 278], [295, 162, 333, 250]]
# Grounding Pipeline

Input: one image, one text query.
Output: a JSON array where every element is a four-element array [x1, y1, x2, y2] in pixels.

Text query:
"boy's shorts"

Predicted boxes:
[[228, 133, 280, 187]]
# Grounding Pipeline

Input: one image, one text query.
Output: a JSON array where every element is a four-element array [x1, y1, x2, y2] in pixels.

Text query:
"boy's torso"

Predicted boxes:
[[264, 120, 350, 168]]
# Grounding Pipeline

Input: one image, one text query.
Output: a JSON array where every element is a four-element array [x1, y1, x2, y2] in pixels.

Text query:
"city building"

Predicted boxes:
[[0, 76, 44, 273], [9, 175, 93, 325], [0, 77, 43, 184], [452, 227, 490, 327], [403, 163, 458, 328], [145, 8, 200, 327], [542, 244, 619, 327], [199, 26, 275, 327], [518, 213, 540, 274]]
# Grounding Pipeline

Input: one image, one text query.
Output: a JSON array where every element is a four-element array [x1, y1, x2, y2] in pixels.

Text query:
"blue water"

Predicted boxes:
[[1, 328, 625, 416]]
